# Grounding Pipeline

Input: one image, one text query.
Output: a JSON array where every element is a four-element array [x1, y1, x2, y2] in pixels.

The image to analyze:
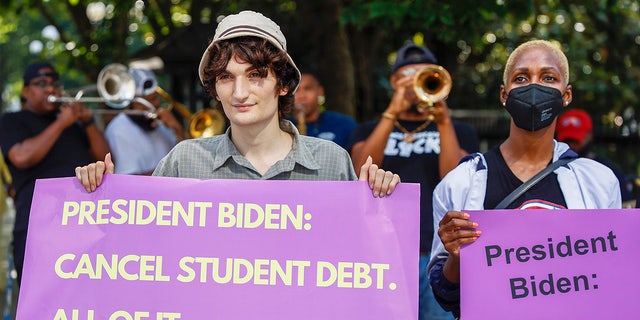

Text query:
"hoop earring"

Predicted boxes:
[[317, 95, 326, 112]]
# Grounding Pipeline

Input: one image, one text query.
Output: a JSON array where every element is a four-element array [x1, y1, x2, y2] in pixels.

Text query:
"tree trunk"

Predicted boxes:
[[295, 0, 356, 117]]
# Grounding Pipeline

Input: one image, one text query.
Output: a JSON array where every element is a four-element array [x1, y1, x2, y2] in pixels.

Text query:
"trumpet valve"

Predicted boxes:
[[416, 100, 436, 121]]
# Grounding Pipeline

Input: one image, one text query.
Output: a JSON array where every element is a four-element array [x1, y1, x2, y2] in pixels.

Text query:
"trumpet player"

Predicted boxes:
[[0, 61, 110, 285], [104, 68, 185, 175], [350, 43, 479, 320]]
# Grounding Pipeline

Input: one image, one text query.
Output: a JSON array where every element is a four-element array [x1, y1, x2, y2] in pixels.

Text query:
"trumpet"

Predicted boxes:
[[407, 65, 452, 119]]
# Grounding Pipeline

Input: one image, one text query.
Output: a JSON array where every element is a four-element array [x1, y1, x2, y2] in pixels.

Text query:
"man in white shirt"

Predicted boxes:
[[105, 68, 185, 175]]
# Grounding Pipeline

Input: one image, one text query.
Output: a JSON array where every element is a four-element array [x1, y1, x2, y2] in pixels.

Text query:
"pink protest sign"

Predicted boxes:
[[461, 209, 639, 319], [17, 175, 419, 319]]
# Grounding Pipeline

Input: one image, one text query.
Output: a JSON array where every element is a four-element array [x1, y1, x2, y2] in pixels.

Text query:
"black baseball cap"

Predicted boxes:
[[391, 43, 438, 73], [23, 62, 59, 86]]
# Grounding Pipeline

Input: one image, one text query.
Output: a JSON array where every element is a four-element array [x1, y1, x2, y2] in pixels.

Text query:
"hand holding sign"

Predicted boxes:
[[435, 211, 481, 283], [75, 152, 114, 192]]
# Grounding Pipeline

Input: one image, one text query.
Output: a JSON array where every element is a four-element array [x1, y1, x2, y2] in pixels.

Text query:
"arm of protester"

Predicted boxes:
[[430, 100, 469, 178], [155, 108, 186, 141], [75, 152, 114, 192], [72, 101, 110, 162], [8, 106, 77, 169], [358, 155, 401, 198], [437, 210, 481, 283], [350, 80, 412, 171]]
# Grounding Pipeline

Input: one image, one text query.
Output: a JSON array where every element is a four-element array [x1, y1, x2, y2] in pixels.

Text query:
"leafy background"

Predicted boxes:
[[1, 0, 639, 178]]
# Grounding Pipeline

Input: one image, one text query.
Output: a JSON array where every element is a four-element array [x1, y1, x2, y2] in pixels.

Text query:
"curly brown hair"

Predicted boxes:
[[201, 36, 299, 118]]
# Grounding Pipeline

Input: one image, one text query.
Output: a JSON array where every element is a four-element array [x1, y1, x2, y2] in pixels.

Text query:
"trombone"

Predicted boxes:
[[47, 63, 139, 109], [406, 65, 452, 120], [48, 63, 226, 138]]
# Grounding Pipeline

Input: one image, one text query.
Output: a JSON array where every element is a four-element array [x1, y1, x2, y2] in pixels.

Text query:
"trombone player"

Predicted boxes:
[[104, 68, 186, 175], [349, 43, 479, 320], [0, 61, 110, 285]]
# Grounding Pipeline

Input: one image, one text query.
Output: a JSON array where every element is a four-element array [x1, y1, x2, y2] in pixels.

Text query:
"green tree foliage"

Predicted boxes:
[[1, 0, 639, 178], [2, 1, 640, 131]]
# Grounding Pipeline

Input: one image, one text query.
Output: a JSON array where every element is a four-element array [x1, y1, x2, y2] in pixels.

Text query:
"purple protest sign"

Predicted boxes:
[[17, 175, 419, 319], [461, 209, 639, 319]]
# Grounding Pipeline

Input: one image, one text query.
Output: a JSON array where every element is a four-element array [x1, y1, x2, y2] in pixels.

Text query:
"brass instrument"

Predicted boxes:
[[294, 104, 306, 135], [188, 108, 226, 138], [411, 65, 452, 120], [48, 63, 225, 138], [156, 87, 225, 138], [47, 63, 138, 109], [0, 150, 13, 216]]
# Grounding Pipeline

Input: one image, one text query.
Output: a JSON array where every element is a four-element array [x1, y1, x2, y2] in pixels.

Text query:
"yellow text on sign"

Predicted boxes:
[[54, 254, 170, 281], [61, 200, 213, 227], [316, 261, 392, 289]]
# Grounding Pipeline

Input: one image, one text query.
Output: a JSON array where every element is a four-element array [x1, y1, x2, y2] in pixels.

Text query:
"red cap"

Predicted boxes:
[[556, 109, 593, 142]]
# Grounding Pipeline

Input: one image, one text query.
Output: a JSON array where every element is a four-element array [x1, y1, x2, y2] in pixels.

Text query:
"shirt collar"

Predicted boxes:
[[210, 127, 240, 171], [282, 120, 321, 171], [209, 119, 321, 173]]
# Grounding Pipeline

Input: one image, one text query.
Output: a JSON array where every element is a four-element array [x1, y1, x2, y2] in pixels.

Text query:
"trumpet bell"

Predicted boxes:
[[413, 65, 452, 106], [189, 108, 226, 138], [97, 63, 136, 109]]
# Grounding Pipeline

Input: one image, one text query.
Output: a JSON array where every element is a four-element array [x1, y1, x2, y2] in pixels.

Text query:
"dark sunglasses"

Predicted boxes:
[[30, 79, 63, 90]]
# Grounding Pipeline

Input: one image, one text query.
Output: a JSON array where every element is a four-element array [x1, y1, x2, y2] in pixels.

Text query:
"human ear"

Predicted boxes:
[[499, 84, 508, 106], [563, 84, 573, 107]]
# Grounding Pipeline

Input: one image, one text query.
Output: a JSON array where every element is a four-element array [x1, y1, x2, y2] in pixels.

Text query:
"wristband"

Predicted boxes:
[[382, 112, 396, 121], [79, 117, 95, 129]]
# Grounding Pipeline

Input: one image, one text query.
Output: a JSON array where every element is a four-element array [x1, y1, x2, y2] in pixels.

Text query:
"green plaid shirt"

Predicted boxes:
[[153, 120, 357, 181]]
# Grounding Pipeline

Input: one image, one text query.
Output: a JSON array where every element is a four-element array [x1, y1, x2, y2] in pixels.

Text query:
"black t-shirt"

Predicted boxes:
[[483, 145, 567, 210], [0, 110, 93, 233], [350, 119, 480, 252]]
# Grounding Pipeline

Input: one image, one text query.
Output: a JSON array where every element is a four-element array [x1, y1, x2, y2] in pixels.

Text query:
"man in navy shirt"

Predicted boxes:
[[290, 72, 356, 150]]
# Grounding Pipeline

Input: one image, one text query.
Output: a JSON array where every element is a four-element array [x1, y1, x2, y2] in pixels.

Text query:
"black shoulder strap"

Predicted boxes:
[[494, 157, 576, 209]]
